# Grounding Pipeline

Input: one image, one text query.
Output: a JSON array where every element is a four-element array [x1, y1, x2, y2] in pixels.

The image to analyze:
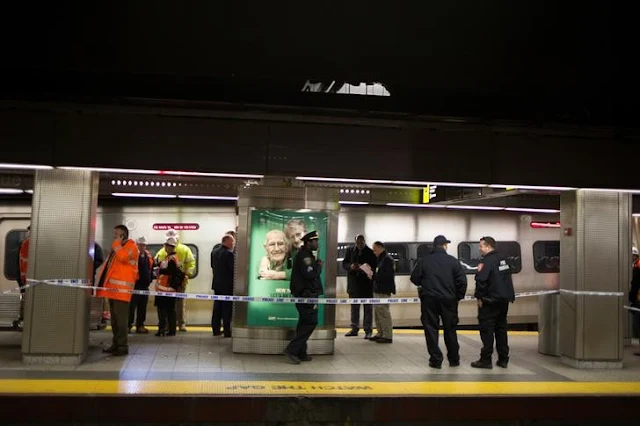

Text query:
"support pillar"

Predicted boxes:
[[559, 190, 630, 369], [22, 169, 98, 365]]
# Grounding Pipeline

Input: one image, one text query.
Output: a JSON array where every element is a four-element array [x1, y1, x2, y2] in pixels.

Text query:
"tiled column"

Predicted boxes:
[[22, 169, 98, 365]]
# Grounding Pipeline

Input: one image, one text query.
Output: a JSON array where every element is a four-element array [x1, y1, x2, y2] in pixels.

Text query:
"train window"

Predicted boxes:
[[457, 241, 522, 274], [147, 243, 200, 278], [533, 241, 560, 273], [4, 229, 28, 281], [336, 243, 355, 277], [385, 243, 411, 275]]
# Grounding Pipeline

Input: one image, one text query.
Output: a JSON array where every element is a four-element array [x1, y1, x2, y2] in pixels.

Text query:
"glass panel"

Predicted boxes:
[[336, 243, 355, 277], [533, 241, 560, 273], [385, 243, 410, 275], [457, 241, 521, 274]]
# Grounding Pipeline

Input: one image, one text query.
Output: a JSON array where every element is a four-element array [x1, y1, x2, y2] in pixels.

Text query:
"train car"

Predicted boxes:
[[0, 201, 562, 328]]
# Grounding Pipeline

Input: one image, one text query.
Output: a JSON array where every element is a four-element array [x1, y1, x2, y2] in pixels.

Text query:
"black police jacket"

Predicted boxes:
[[212, 246, 234, 295], [410, 246, 467, 300], [373, 251, 396, 294], [290, 246, 323, 298], [474, 250, 515, 303]]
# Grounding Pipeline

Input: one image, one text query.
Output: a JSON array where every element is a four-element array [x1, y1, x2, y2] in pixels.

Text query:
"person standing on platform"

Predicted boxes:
[[155, 229, 195, 332], [15, 225, 30, 329], [342, 234, 377, 339], [629, 247, 640, 356], [211, 234, 235, 337], [370, 241, 396, 344], [154, 237, 184, 336], [128, 236, 153, 334], [410, 235, 467, 368], [97, 225, 139, 356], [285, 231, 323, 364], [471, 236, 515, 369]]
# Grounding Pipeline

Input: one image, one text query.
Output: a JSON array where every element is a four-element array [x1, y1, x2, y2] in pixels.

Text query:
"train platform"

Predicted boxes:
[[0, 328, 639, 425]]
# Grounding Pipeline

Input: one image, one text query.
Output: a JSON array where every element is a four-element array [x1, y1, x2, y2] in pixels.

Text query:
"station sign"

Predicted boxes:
[[153, 223, 200, 231], [422, 185, 437, 203], [530, 221, 560, 229]]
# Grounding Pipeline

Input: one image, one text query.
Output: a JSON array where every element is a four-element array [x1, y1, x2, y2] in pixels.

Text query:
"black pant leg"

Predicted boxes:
[[349, 297, 360, 331], [128, 295, 137, 328], [157, 302, 167, 332], [478, 303, 498, 361], [440, 299, 460, 363], [212, 300, 223, 334], [222, 301, 233, 336], [494, 302, 510, 360], [287, 304, 318, 357], [136, 295, 148, 326], [167, 299, 177, 333], [420, 295, 443, 364]]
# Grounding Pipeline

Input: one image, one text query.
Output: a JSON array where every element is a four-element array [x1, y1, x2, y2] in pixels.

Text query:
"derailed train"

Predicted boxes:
[[0, 201, 562, 327]]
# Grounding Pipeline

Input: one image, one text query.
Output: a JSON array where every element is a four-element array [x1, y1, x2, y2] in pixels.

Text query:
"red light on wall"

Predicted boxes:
[[530, 221, 561, 229]]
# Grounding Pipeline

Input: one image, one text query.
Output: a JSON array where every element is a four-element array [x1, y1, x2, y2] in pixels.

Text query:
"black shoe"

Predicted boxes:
[[364, 332, 373, 339], [633, 352, 640, 357], [155, 330, 166, 337], [376, 338, 393, 344], [111, 349, 129, 356], [471, 359, 493, 369], [429, 361, 442, 369], [496, 359, 509, 368], [370, 335, 381, 341], [166, 331, 176, 336], [299, 355, 313, 362], [345, 330, 358, 337], [102, 345, 117, 353], [213, 332, 222, 336], [449, 360, 460, 367], [224, 333, 232, 338], [285, 352, 301, 364]]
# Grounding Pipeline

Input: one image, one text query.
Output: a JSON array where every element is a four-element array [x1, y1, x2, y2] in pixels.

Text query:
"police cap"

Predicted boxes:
[[302, 231, 319, 243]]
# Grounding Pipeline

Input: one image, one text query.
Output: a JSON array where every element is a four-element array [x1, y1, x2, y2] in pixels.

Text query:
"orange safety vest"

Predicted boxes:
[[96, 239, 139, 302], [18, 238, 29, 284], [155, 253, 181, 292]]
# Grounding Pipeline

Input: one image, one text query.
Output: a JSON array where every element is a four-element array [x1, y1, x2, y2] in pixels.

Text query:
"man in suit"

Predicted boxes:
[[342, 234, 377, 339]]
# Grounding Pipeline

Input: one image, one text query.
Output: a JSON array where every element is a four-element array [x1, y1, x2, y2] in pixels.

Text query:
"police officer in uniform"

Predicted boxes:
[[471, 236, 515, 369], [285, 231, 323, 364]]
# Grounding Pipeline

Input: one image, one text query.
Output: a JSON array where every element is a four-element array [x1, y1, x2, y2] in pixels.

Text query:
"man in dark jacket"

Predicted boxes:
[[629, 247, 640, 356], [285, 231, 323, 364], [211, 234, 236, 337], [371, 242, 396, 343], [342, 235, 377, 339], [410, 235, 467, 368], [471, 236, 515, 369]]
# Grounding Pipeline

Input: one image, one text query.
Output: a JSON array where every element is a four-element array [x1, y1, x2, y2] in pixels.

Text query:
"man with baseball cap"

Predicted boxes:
[[410, 235, 467, 369], [128, 236, 153, 334]]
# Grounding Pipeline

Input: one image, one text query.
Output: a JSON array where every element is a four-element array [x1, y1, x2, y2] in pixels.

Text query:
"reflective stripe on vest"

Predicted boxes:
[[108, 278, 134, 288]]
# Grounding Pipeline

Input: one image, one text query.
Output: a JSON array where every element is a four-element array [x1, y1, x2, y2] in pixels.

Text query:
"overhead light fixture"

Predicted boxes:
[[386, 203, 446, 208], [177, 195, 238, 200], [60, 166, 161, 175], [339, 201, 369, 205], [0, 188, 24, 194], [505, 208, 560, 214], [582, 188, 640, 194], [446, 205, 504, 211], [161, 170, 264, 179], [428, 182, 487, 188], [489, 184, 576, 191], [0, 163, 53, 170], [112, 192, 177, 199], [297, 176, 393, 184], [297, 176, 488, 188], [633, 214, 640, 218], [24, 189, 34, 194]]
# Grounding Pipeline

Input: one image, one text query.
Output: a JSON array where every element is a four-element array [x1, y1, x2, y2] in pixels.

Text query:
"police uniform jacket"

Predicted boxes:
[[373, 250, 396, 294], [474, 250, 515, 303], [410, 246, 467, 300], [290, 246, 323, 298]]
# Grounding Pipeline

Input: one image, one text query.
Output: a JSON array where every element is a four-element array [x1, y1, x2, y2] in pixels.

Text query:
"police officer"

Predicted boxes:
[[471, 236, 515, 369], [285, 231, 323, 364]]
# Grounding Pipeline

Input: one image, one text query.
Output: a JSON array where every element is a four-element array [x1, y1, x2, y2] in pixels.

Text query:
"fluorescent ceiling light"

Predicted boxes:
[[386, 203, 446, 208], [60, 166, 161, 175], [582, 188, 640, 194], [0, 163, 53, 170], [297, 176, 393, 184], [489, 184, 576, 191], [177, 195, 238, 200], [339, 201, 369, 205], [296, 176, 488, 188], [446, 205, 504, 211], [391, 180, 434, 186], [505, 207, 560, 214], [112, 192, 177, 199], [161, 171, 264, 179], [427, 182, 487, 188], [0, 188, 24, 194], [633, 214, 640, 218], [25, 189, 34, 194]]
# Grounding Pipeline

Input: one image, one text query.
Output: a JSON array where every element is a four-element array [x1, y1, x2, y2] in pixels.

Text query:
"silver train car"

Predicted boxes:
[[0, 202, 562, 327]]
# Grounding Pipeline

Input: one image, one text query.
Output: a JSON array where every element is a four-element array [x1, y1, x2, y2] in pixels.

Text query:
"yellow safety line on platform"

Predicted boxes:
[[112, 326, 538, 337], [0, 380, 639, 396]]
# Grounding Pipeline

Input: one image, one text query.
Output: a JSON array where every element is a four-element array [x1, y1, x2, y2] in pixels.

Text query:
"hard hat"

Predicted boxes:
[[136, 236, 148, 244], [165, 229, 179, 239], [633, 247, 639, 256], [165, 237, 178, 247]]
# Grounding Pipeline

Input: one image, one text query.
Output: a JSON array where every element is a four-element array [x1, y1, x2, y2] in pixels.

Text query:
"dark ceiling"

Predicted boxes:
[[0, 2, 621, 126]]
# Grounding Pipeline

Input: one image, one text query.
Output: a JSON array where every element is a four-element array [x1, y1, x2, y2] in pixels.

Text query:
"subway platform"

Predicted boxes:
[[0, 328, 639, 425]]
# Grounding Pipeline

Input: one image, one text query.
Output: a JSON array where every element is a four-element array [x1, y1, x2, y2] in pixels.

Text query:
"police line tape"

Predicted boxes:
[[0, 279, 630, 308]]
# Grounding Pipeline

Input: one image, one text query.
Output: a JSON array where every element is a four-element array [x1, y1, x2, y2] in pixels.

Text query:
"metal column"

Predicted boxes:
[[22, 169, 98, 365], [559, 190, 630, 369]]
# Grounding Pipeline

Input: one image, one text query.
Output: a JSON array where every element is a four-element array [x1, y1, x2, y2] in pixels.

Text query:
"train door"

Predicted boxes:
[[0, 218, 29, 293]]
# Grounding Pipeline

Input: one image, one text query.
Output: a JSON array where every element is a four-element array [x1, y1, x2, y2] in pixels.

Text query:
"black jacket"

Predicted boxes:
[[474, 250, 515, 303], [629, 264, 640, 304], [212, 246, 234, 295], [290, 246, 324, 298], [342, 245, 377, 295], [410, 246, 467, 300], [373, 251, 396, 294], [135, 250, 153, 290]]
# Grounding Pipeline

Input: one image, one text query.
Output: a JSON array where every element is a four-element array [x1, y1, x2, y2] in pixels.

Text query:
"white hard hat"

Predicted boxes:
[[633, 247, 639, 256], [165, 237, 178, 247], [136, 236, 148, 245], [165, 229, 179, 239]]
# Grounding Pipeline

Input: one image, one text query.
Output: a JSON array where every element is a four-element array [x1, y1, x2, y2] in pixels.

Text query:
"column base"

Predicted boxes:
[[23, 353, 86, 366], [561, 355, 622, 369]]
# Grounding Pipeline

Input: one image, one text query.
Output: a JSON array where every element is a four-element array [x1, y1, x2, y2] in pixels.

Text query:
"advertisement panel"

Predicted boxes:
[[247, 209, 327, 327]]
